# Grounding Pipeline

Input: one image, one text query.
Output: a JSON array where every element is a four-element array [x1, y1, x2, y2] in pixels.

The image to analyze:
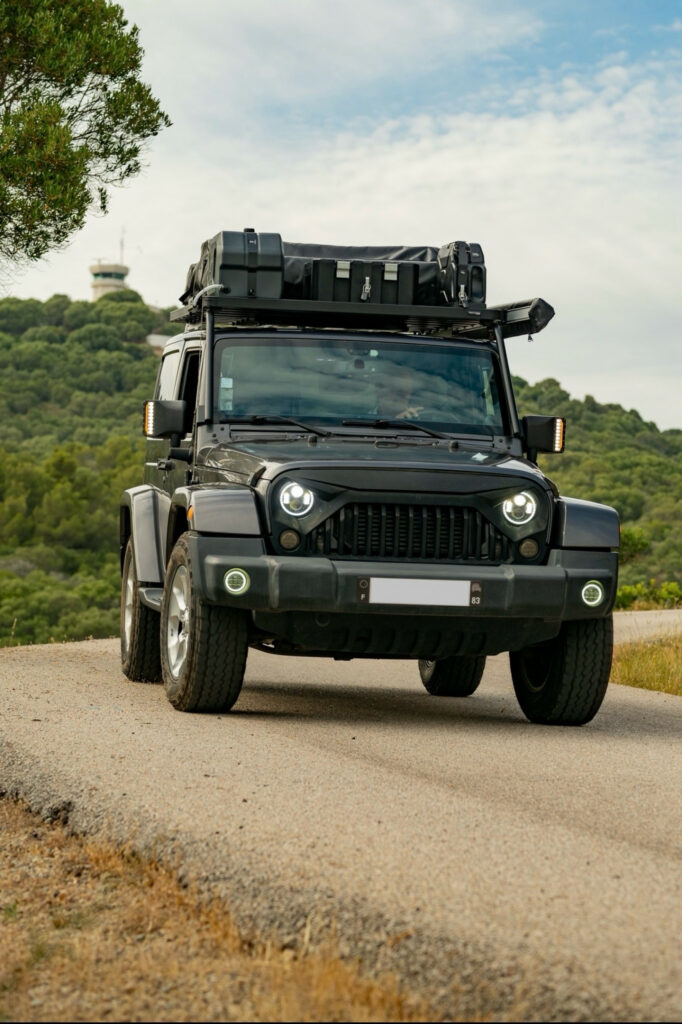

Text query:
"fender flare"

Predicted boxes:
[[553, 497, 620, 549], [166, 484, 262, 564], [120, 486, 165, 584]]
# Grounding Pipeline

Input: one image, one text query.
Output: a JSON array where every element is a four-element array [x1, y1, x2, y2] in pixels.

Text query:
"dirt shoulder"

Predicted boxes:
[[0, 798, 433, 1023]]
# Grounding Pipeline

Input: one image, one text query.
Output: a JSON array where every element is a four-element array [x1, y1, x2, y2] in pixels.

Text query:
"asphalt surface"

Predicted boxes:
[[1, 610, 681, 1021]]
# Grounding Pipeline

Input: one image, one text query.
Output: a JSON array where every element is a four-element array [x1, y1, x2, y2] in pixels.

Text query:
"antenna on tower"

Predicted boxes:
[[119, 227, 125, 266]]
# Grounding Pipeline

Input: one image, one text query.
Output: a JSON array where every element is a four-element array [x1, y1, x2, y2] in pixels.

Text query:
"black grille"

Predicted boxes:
[[305, 503, 512, 563]]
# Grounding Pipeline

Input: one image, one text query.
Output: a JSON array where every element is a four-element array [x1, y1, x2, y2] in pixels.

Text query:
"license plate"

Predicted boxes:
[[357, 577, 480, 607]]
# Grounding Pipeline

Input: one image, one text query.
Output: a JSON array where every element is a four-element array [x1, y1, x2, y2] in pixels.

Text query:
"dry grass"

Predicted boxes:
[[0, 798, 436, 1022], [611, 634, 682, 696]]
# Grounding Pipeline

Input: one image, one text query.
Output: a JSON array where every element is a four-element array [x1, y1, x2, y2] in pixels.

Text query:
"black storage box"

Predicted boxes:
[[310, 259, 419, 304], [180, 230, 283, 303], [180, 232, 486, 309]]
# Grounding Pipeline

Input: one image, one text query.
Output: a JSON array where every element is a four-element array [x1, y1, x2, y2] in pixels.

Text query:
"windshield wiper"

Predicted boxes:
[[220, 415, 332, 437], [341, 418, 449, 439]]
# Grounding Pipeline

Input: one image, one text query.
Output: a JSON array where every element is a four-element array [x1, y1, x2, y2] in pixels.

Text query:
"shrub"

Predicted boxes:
[[615, 580, 682, 610]]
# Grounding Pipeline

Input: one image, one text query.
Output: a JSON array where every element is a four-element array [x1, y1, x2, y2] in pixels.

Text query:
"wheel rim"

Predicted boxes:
[[167, 564, 190, 677], [123, 558, 134, 655]]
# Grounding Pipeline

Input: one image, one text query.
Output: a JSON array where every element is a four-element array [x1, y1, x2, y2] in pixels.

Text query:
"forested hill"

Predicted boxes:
[[513, 377, 682, 586], [0, 291, 680, 647], [0, 291, 172, 646]]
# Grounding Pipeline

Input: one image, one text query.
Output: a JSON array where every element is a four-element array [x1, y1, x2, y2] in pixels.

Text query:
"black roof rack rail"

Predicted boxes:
[[169, 294, 554, 341]]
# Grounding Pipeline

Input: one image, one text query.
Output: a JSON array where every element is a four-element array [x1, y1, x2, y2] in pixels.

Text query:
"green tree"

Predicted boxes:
[[0, 297, 45, 334], [0, 0, 170, 264], [43, 293, 71, 325], [95, 287, 144, 304]]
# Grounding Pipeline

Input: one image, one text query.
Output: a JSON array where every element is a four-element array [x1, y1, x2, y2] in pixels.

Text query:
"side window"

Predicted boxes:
[[154, 350, 181, 400], [178, 350, 201, 435]]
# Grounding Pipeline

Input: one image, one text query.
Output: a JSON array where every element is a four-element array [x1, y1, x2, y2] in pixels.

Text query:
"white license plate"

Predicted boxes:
[[362, 577, 473, 606]]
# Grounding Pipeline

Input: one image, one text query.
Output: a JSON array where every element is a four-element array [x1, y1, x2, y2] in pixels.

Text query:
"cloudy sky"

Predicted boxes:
[[12, 0, 682, 429]]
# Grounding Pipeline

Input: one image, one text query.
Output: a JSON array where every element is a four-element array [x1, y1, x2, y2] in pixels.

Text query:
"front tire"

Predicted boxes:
[[160, 534, 248, 713], [419, 655, 486, 697], [510, 616, 613, 726], [120, 539, 162, 683]]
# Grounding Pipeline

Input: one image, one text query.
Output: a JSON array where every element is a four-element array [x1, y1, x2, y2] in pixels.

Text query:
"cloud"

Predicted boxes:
[[120, 0, 544, 140], [653, 18, 682, 32], [9, 6, 682, 428]]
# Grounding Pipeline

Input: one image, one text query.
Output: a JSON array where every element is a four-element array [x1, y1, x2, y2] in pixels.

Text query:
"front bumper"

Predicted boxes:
[[189, 535, 617, 622]]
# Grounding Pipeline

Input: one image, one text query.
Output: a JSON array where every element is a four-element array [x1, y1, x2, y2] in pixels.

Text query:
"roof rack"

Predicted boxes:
[[170, 293, 554, 341]]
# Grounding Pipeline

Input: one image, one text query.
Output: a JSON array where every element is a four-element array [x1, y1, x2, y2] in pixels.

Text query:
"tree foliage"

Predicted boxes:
[[0, 290, 169, 645], [0, 0, 170, 263]]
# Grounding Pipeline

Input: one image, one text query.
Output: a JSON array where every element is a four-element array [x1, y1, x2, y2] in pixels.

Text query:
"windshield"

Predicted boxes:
[[214, 334, 508, 435]]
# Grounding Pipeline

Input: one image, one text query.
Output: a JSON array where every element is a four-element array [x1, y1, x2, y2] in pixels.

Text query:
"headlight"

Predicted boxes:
[[501, 491, 537, 526], [279, 481, 315, 517]]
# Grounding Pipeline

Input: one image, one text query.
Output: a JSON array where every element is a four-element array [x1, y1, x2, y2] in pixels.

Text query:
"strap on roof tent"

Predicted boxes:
[[170, 294, 554, 340]]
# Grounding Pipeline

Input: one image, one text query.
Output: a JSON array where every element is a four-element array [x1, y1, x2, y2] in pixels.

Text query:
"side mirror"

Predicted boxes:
[[522, 415, 565, 461], [143, 400, 187, 440]]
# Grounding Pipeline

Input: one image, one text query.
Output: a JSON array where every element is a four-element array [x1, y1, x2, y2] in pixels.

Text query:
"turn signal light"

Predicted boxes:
[[143, 401, 155, 436]]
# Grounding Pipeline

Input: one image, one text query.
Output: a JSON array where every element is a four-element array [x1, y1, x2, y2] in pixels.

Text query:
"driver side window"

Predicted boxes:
[[177, 350, 201, 435], [154, 350, 181, 400]]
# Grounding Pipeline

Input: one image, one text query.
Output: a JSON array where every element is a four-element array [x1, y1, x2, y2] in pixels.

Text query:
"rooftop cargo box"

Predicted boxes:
[[180, 230, 487, 310]]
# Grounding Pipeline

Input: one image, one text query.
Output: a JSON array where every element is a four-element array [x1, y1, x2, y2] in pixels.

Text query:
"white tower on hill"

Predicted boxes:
[[89, 259, 130, 301], [90, 230, 132, 301]]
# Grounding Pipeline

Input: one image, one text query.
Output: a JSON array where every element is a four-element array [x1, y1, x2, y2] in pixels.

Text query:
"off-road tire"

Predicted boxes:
[[161, 534, 248, 713], [418, 655, 486, 696], [510, 616, 613, 726], [120, 539, 162, 682]]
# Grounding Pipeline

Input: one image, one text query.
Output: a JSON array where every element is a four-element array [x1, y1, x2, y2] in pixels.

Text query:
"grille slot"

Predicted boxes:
[[305, 502, 512, 563]]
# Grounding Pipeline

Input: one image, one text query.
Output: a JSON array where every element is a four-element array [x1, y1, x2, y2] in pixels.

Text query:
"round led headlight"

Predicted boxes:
[[501, 491, 537, 527], [279, 481, 315, 517]]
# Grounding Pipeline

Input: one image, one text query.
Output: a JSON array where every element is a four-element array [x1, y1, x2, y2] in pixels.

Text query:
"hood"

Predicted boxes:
[[198, 436, 551, 496]]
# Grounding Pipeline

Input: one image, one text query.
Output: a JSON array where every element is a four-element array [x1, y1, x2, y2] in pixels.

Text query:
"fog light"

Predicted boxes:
[[581, 580, 605, 607], [519, 538, 539, 559], [279, 529, 301, 550], [224, 569, 250, 595]]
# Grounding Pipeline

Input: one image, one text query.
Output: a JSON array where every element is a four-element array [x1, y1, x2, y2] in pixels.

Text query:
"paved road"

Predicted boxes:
[[1, 611, 680, 1021]]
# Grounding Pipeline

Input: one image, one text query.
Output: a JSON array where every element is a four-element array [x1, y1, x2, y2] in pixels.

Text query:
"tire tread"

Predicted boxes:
[[419, 655, 486, 697], [161, 535, 247, 713], [511, 617, 612, 726]]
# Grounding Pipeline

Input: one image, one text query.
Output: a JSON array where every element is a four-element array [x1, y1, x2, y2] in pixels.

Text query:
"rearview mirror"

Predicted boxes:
[[143, 400, 187, 439], [522, 415, 565, 460]]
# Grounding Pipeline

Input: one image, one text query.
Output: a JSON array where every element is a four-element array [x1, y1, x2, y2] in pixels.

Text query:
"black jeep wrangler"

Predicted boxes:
[[120, 231, 619, 724]]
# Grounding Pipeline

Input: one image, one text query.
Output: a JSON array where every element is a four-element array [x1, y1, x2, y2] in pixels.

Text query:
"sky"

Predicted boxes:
[[10, 0, 682, 429]]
